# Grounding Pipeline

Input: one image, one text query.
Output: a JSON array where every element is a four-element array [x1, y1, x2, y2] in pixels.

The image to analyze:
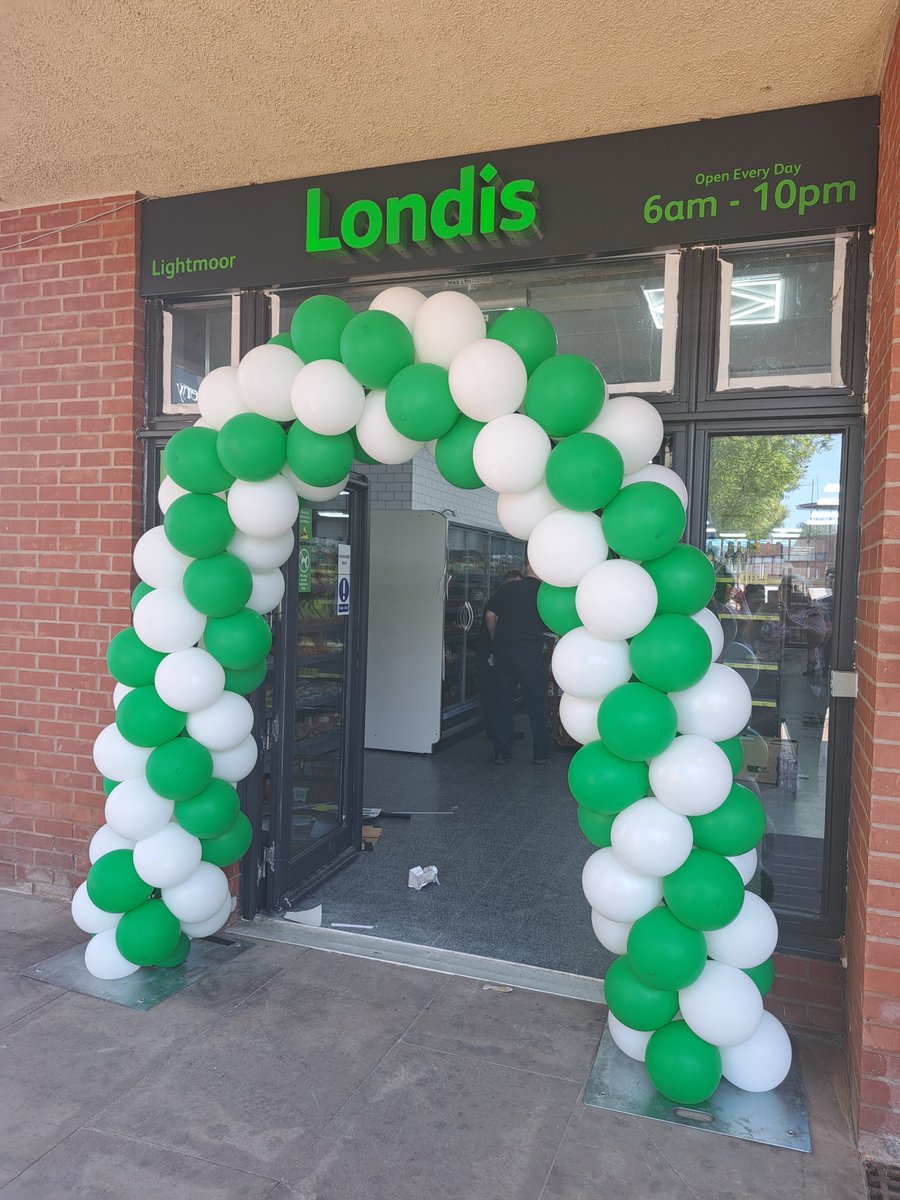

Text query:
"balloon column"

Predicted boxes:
[[72, 284, 788, 1098]]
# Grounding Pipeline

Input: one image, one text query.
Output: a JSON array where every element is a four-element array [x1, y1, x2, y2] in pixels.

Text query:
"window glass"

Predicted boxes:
[[163, 299, 235, 413]]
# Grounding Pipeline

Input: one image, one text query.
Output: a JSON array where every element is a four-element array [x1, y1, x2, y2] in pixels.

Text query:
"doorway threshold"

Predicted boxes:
[[235, 915, 605, 1004]]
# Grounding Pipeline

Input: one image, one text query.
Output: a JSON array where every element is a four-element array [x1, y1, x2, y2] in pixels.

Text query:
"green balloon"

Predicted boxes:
[[146, 736, 213, 801], [487, 307, 557, 376], [601, 482, 686, 562], [523, 354, 605, 437], [286, 421, 354, 487], [597, 683, 678, 762], [544, 433, 624, 512], [201, 810, 253, 867], [642, 545, 716, 615], [291, 294, 354, 362], [434, 415, 485, 489], [182, 553, 253, 618], [663, 850, 745, 930], [385, 363, 459, 441], [536, 583, 581, 636], [217, 413, 287, 482], [604, 956, 679, 1031], [350, 426, 377, 465], [743, 956, 775, 996], [163, 426, 235, 495], [717, 736, 745, 775], [131, 581, 153, 612], [115, 899, 181, 967], [268, 331, 296, 350], [629, 614, 712, 692], [223, 658, 268, 695], [156, 931, 191, 968], [576, 806, 614, 847], [107, 628, 165, 687], [164, 493, 235, 559], [204, 608, 272, 670], [340, 309, 415, 389], [567, 741, 649, 815], [689, 782, 765, 856], [627, 908, 707, 991], [86, 849, 152, 913], [115, 686, 186, 747], [174, 778, 241, 838], [102, 776, 120, 796], [646, 1022, 722, 1104]]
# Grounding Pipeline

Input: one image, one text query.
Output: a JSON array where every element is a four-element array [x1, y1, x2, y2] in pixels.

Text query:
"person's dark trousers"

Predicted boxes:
[[476, 651, 500, 744], [494, 639, 552, 761]]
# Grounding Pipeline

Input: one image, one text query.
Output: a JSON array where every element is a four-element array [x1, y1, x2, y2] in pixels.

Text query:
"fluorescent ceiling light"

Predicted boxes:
[[317, 511, 349, 518], [643, 274, 784, 330]]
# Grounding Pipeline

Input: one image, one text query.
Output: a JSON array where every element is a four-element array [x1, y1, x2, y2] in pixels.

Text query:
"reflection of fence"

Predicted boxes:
[[717, 534, 837, 587]]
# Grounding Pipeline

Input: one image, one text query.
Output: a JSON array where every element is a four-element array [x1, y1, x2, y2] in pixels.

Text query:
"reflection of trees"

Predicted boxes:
[[708, 435, 832, 539]]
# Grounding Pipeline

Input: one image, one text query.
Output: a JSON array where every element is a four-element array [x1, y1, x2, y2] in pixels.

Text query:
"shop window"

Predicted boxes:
[[714, 239, 847, 391], [162, 297, 239, 414]]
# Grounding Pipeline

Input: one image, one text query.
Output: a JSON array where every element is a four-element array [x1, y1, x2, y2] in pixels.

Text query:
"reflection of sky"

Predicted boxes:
[[782, 436, 843, 529]]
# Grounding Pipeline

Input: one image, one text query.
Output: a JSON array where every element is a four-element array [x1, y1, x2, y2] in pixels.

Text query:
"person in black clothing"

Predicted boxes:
[[485, 561, 553, 766], [476, 570, 523, 746]]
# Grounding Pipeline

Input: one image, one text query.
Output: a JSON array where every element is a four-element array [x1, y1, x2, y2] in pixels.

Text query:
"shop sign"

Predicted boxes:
[[336, 544, 351, 616], [298, 507, 312, 594]]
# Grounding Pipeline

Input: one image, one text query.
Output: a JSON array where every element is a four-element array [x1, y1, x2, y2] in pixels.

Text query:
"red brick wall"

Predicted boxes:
[[847, 14, 900, 1160], [0, 195, 144, 898]]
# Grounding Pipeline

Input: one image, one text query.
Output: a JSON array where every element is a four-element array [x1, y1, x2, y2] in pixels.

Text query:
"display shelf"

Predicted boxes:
[[295, 689, 343, 710], [296, 650, 345, 669], [294, 730, 341, 757]]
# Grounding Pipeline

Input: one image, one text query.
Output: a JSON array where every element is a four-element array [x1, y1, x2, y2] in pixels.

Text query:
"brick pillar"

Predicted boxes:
[[0, 195, 144, 898], [847, 15, 900, 1160]]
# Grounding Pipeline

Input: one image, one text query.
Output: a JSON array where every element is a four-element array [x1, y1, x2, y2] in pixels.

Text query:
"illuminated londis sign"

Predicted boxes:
[[305, 163, 540, 257]]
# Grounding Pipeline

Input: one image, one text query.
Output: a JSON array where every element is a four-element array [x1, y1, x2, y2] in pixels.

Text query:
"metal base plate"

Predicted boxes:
[[584, 1025, 811, 1153], [22, 936, 252, 1011]]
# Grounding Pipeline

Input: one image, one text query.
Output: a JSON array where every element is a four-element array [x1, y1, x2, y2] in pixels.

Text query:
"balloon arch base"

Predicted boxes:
[[584, 1025, 811, 1152]]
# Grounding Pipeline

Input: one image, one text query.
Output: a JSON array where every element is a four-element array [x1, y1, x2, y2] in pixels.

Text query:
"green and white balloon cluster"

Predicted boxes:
[[72, 283, 788, 1100]]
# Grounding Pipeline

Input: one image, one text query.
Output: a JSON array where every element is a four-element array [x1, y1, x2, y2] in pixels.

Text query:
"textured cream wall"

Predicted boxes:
[[1, 0, 896, 207]]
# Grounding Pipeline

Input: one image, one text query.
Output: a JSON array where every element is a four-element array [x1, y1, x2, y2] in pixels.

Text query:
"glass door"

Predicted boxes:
[[266, 480, 368, 909]]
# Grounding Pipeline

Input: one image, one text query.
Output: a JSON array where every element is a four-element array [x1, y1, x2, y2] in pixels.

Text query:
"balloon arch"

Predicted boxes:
[[73, 286, 790, 1102]]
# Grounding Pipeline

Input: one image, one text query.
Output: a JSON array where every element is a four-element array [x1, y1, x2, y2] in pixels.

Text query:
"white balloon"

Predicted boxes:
[[112, 682, 133, 709], [84, 928, 140, 980], [247, 568, 285, 615], [621, 464, 689, 509], [691, 607, 725, 662], [228, 476, 299, 539], [133, 527, 192, 589], [590, 910, 633, 955], [727, 847, 758, 886], [290, 359, 365, 435], [670, 664, 753, 741], [606, 1012, 653, 1063], [413, 291, 485, 369], [355, 389, 423, 464], [92, 723, 152, 781], [472, 414, 550, 494], [722, 640, 760, 689], [583, 395, 664, 473], [720, 1012, 792, 1092], [449, 339, 527, 421], [559, 693, 601, 745], [158, 475, 189, 515], [576, 560, 658, 641], [186, 692, 255, 752], [89, 823, 135, 863], [611, 797, 693, 877], [581, 847, 663, 923], [237, 343, 302, 421], [180, 893, 233, 938], [211, 733, 258, 782], [133, 588, 207, 654], [705, 893, 778, 969], [369, 285, 426, 331], [281, 466, 349, 503], [496, 480, 562, 539], [161, 862, 230, 924], [105, 777, 175, 840], [551, 627, 631, 700], [648, 734, 733, 816], [71, 881, 121, 934], [528, 510, 608, 588], [155, 647, 225, 713], [196, 365, 248, 430], [133, 822, 202, 889], [228, 528, 295, 571], [679, 960, 764, 1048]]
